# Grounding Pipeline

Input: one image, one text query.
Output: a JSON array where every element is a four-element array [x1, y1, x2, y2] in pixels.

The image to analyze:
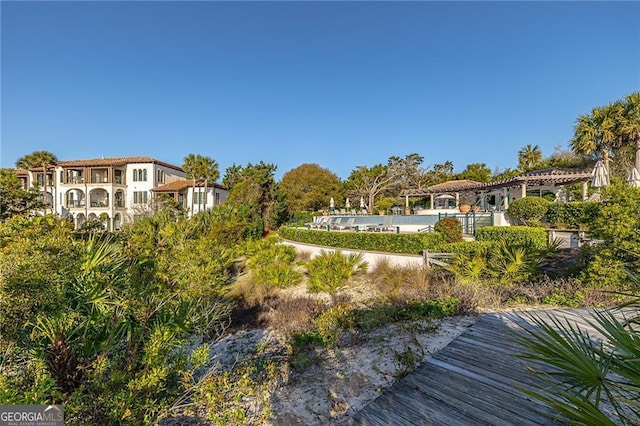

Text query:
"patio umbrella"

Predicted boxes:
[[329, 197, 335, 209], [628, 167, 640, 188], [345, 198, 350, 209], [360, 197, 366, 209], [591, 160, 609, 188], [434, 194, 455, 199]]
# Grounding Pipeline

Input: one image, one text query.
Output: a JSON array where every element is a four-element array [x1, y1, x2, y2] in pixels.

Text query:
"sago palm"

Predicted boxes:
[[515, 268, 640, 424]]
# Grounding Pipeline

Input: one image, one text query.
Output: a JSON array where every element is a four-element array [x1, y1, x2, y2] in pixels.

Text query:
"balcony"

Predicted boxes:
[[90, 169, 109, 184], [64, 177, 84, 185], [66, 200, 86, 209], [90, 200, 109, 208]]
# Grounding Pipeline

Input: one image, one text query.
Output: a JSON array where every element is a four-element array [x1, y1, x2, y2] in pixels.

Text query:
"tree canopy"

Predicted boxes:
[[455, 163, 492, 183], [279, 163, 343, 214], [0, 169, 44, 220], [15, 150, 58, 171], [517, 145, 543, 171], [570, 92, 640, 178], [224, 161, 287, 231]]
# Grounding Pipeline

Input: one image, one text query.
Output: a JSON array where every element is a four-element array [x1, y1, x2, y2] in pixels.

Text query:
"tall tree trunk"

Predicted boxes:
[[191, 180, 195, 216], [42, 163, 48, 215], [636, 137, 640, 172], [204, 179, 208, 210]]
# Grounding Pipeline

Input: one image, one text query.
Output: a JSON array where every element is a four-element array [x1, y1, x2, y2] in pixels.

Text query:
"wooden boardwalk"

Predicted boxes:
[[347, 308, 626, 426]]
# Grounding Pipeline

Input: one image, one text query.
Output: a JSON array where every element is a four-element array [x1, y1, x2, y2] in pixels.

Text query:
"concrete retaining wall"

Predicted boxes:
[[280, 240, 424, 272]]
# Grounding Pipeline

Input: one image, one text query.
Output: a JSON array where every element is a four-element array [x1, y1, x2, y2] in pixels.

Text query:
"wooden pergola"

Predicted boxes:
[[401, 168, 594, 211]]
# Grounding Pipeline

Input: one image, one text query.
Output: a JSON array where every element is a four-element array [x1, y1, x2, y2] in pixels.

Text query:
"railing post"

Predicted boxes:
[[423, 249, 430, 269]]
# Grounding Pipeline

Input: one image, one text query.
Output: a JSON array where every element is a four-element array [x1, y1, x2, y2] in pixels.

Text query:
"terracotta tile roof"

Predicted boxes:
[[401, 168, 593, 197], [14, 168, 29, 176], [428, 179, 482, 191], [57, 156, 184, 172], [484, 168, 592, 189], [153, 179, 227, 192]]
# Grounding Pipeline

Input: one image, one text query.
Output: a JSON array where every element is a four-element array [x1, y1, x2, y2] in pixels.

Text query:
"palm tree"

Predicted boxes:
[[199, 156, 219, 209], [15, 150, 58, 214], [182, 154, 219, 214], [571, 104, 623, 174], [517, 144, 543, 171], [620, 92, 640, 172], [182, 153, 200, 216]]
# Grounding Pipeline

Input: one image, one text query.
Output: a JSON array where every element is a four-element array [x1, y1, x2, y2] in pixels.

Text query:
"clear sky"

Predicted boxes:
[[1, 1, 639, 180]]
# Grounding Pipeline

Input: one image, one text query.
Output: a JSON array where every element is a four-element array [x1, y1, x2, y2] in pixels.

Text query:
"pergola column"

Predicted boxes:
[[520, 182, 527, 198], [582, 181, 588, 201], [430, 194, 434, 209], [503, 188, 509, 209]]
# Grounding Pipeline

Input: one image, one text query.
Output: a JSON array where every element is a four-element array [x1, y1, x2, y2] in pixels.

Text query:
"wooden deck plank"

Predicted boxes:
[[349, 308, 629, 425], [404, 367, 555, 425], [434, 342, 547, 388]]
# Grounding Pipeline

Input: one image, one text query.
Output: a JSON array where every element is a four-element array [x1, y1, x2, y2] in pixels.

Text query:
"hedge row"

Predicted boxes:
[[435, 240, 497, 257], [278, 227, 446, 254], [545, 202, 600, 229], [475, 226, 548, 248]]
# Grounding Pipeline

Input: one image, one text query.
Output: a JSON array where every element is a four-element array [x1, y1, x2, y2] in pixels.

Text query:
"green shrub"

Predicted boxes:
[[476, 226, 547, 249], [488, 242, 540, 285], [278, 226, 446, 254], [253, 262, 301, 289], [288, 212, 314, 227], [306, 250, 367, 297], [545, 202, 600, 229], [245, 236, 296, 268], [434, 217, 463, 243], [446, 238, 554, 286], [447, 252, 489, 284], [579, 184, 640, 287], [353, 297, 459, 330], [507, 197, 551, 226], [312, 305, 355, 345], [0, 213, 240, 424], [436, 240, 496, 257], [243, 236, 301, 292]]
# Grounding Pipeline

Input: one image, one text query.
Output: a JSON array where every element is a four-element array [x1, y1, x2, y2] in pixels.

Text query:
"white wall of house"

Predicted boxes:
[[22, 159, 233, 226], [186, 185, 228, 216], [125, 162, 186, 218]]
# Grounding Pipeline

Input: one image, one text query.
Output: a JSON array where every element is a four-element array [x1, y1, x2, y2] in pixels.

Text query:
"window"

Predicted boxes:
[[133, 169, 147, 182], [133, 191, 148, 204], [194, 191, 204, 205], [156, 170, 165, 184], [215, 192, 220, 205]]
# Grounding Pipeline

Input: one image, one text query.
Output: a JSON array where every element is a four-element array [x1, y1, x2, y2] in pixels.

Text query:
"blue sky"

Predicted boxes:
[[1, 1, 639, 180]]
